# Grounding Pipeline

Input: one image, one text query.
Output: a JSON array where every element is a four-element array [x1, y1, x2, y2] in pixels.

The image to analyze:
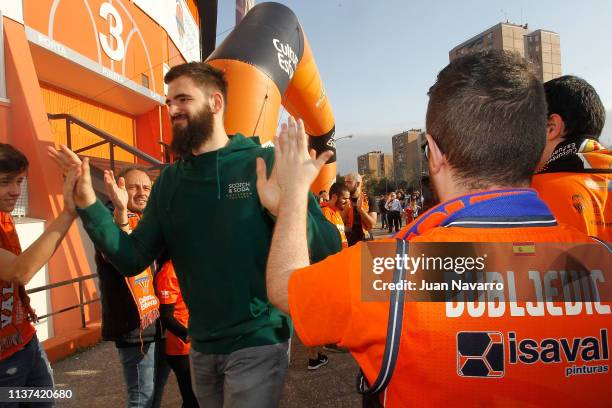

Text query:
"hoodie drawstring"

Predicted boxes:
[[216, 150, 221, 200]]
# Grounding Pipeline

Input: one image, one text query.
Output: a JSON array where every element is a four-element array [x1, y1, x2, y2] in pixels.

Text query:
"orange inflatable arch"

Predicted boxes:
[[207, 2, 336, 193]]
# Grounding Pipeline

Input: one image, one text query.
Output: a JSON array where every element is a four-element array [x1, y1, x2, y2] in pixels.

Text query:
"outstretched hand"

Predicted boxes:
[[62, 164, 81, 217], [48, 145, 97, 209], [275, 117, 333, 192], [103, 170, 128, 211], [256, 117, 333, 211]]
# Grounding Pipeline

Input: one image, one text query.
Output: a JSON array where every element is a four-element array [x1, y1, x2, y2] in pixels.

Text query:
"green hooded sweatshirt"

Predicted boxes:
[[78, 134, 342, 354]]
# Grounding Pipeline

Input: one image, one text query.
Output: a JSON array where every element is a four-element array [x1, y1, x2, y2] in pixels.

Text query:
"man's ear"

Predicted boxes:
[[211, 92, 224, 115], [546, 113, 566, 142], [425, 133, 446, 175]]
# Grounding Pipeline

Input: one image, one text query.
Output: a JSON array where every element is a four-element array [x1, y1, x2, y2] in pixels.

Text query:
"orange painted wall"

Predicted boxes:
[[23, 0, 166, 95], [135, 108, 163, 162], [0, 102, 10, 143], [3, 19, 100, 335], [41, 84, 135, 162], [168, 36, 188, 68], [160, 105, 174, 154]]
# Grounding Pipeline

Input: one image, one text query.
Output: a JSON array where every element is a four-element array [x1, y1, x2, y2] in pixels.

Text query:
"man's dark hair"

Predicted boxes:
[[117, 165, 149, 180], [426, 50, 546, 189], [544, 75, 605, 142], [164, 62, 228, 108], [0, 143, 28, 174], [329, 182, 349, 199]]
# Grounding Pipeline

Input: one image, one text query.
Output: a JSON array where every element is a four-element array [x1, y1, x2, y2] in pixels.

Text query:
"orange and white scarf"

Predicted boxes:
[[125, 213, 160, 330]]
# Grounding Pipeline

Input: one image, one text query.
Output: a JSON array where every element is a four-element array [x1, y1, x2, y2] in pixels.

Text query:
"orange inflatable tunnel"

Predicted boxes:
[[207, 2, 336, 193]]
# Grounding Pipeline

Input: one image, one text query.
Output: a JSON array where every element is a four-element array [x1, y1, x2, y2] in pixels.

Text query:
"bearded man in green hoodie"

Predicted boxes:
[[49, 62, 342, 408]]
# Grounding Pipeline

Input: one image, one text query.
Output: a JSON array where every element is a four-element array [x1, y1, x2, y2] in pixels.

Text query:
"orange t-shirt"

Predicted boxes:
[[0, 212, 35, 360], [155, 262, 190, 355], [321, 205, 348, 248], [288, 223, 609, 407]]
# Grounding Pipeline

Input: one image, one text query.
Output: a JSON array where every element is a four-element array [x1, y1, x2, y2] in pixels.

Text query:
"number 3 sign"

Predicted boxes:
[[98, 2, 125, 61]]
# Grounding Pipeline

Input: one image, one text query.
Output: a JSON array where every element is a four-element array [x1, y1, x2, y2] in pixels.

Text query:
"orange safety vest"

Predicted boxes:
[[345, 191, 370, 233], [532, 140, 611, 242], [321, 204, 348, 248], [0, 213, 36, 360], [381, 230, 608, 407], [288, 189, 611, 407]]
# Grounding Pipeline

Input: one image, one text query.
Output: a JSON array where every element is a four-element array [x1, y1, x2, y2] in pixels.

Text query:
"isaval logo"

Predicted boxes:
[[457, 331, 504, 377], [457, 330, 610, 378]]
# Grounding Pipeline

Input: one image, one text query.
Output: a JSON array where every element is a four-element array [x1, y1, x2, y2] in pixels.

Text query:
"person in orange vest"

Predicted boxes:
[[343, 173, 377, 246], [321, 182, 350, 249], [531, 75, 610, 242], [0, 144, 79, 401], [155, 259, 199, 407], [261, 50, 611, 407], [317, 182, 352, 356]]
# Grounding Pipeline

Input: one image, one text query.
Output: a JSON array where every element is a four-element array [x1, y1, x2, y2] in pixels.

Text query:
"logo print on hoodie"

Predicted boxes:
[[227, 182, 252, 200]]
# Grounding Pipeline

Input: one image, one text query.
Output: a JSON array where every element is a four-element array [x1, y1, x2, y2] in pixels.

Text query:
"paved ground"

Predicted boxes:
[[52, 336, 361, 407]]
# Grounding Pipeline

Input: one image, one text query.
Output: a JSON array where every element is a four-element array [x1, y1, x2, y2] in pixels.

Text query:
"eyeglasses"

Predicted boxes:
[[421, 140, 429, 160], [421, 137, 445, 159]]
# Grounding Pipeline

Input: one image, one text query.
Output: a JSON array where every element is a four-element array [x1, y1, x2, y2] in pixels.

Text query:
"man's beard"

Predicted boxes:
[[171, 106, 214, 157]]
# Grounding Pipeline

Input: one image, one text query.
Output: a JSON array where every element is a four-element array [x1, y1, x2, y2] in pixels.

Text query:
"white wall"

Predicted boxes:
[[0, 0, 24, 24], [16, 218, 54, 342]]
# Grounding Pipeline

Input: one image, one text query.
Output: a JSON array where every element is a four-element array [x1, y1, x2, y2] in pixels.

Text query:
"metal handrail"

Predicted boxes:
[[47, 113, 166, 172], [27, 273, 99, 329]]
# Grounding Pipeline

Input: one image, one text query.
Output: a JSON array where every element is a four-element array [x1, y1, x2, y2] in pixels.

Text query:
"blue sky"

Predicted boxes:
[[216, 0, 612, 173]]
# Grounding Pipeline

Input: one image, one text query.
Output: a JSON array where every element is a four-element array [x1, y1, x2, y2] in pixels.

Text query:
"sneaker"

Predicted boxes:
[[307, 353, 329, 370], [323, 344, 349, 353]]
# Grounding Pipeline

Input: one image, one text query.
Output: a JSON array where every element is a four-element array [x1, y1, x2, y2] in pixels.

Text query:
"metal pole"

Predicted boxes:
[[66, 119, 72, 149], [109, 143, 115, 172], [78, 280, 86, 329]]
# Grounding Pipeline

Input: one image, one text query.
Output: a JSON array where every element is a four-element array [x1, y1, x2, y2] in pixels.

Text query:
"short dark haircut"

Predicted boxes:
[[0, 143, 28, 174], [117, 165, 149, 180], [164, 62, 228, 108], [426, 50, 546, 189], [329, 182, 349, 199], [544, 75, 605, 142]]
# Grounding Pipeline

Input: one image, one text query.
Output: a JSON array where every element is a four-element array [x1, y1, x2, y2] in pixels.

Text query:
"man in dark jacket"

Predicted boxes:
[[95, 166, 169, 408]]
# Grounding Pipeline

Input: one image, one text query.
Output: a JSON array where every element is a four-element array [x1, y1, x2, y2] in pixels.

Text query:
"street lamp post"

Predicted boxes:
[[336, 134, 353, 143]]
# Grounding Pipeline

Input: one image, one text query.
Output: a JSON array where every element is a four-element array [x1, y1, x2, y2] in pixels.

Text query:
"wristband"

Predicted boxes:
[[117, 221, 129, 227]]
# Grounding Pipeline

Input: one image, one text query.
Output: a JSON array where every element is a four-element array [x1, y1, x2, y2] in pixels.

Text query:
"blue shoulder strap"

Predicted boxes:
[[356, 239, 407, 397]]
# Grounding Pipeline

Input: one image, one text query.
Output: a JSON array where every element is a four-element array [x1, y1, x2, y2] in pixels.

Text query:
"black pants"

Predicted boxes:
[[167, 354, 199, 408], [388, 211, 401, 232], [380, 212, 388, 228]]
